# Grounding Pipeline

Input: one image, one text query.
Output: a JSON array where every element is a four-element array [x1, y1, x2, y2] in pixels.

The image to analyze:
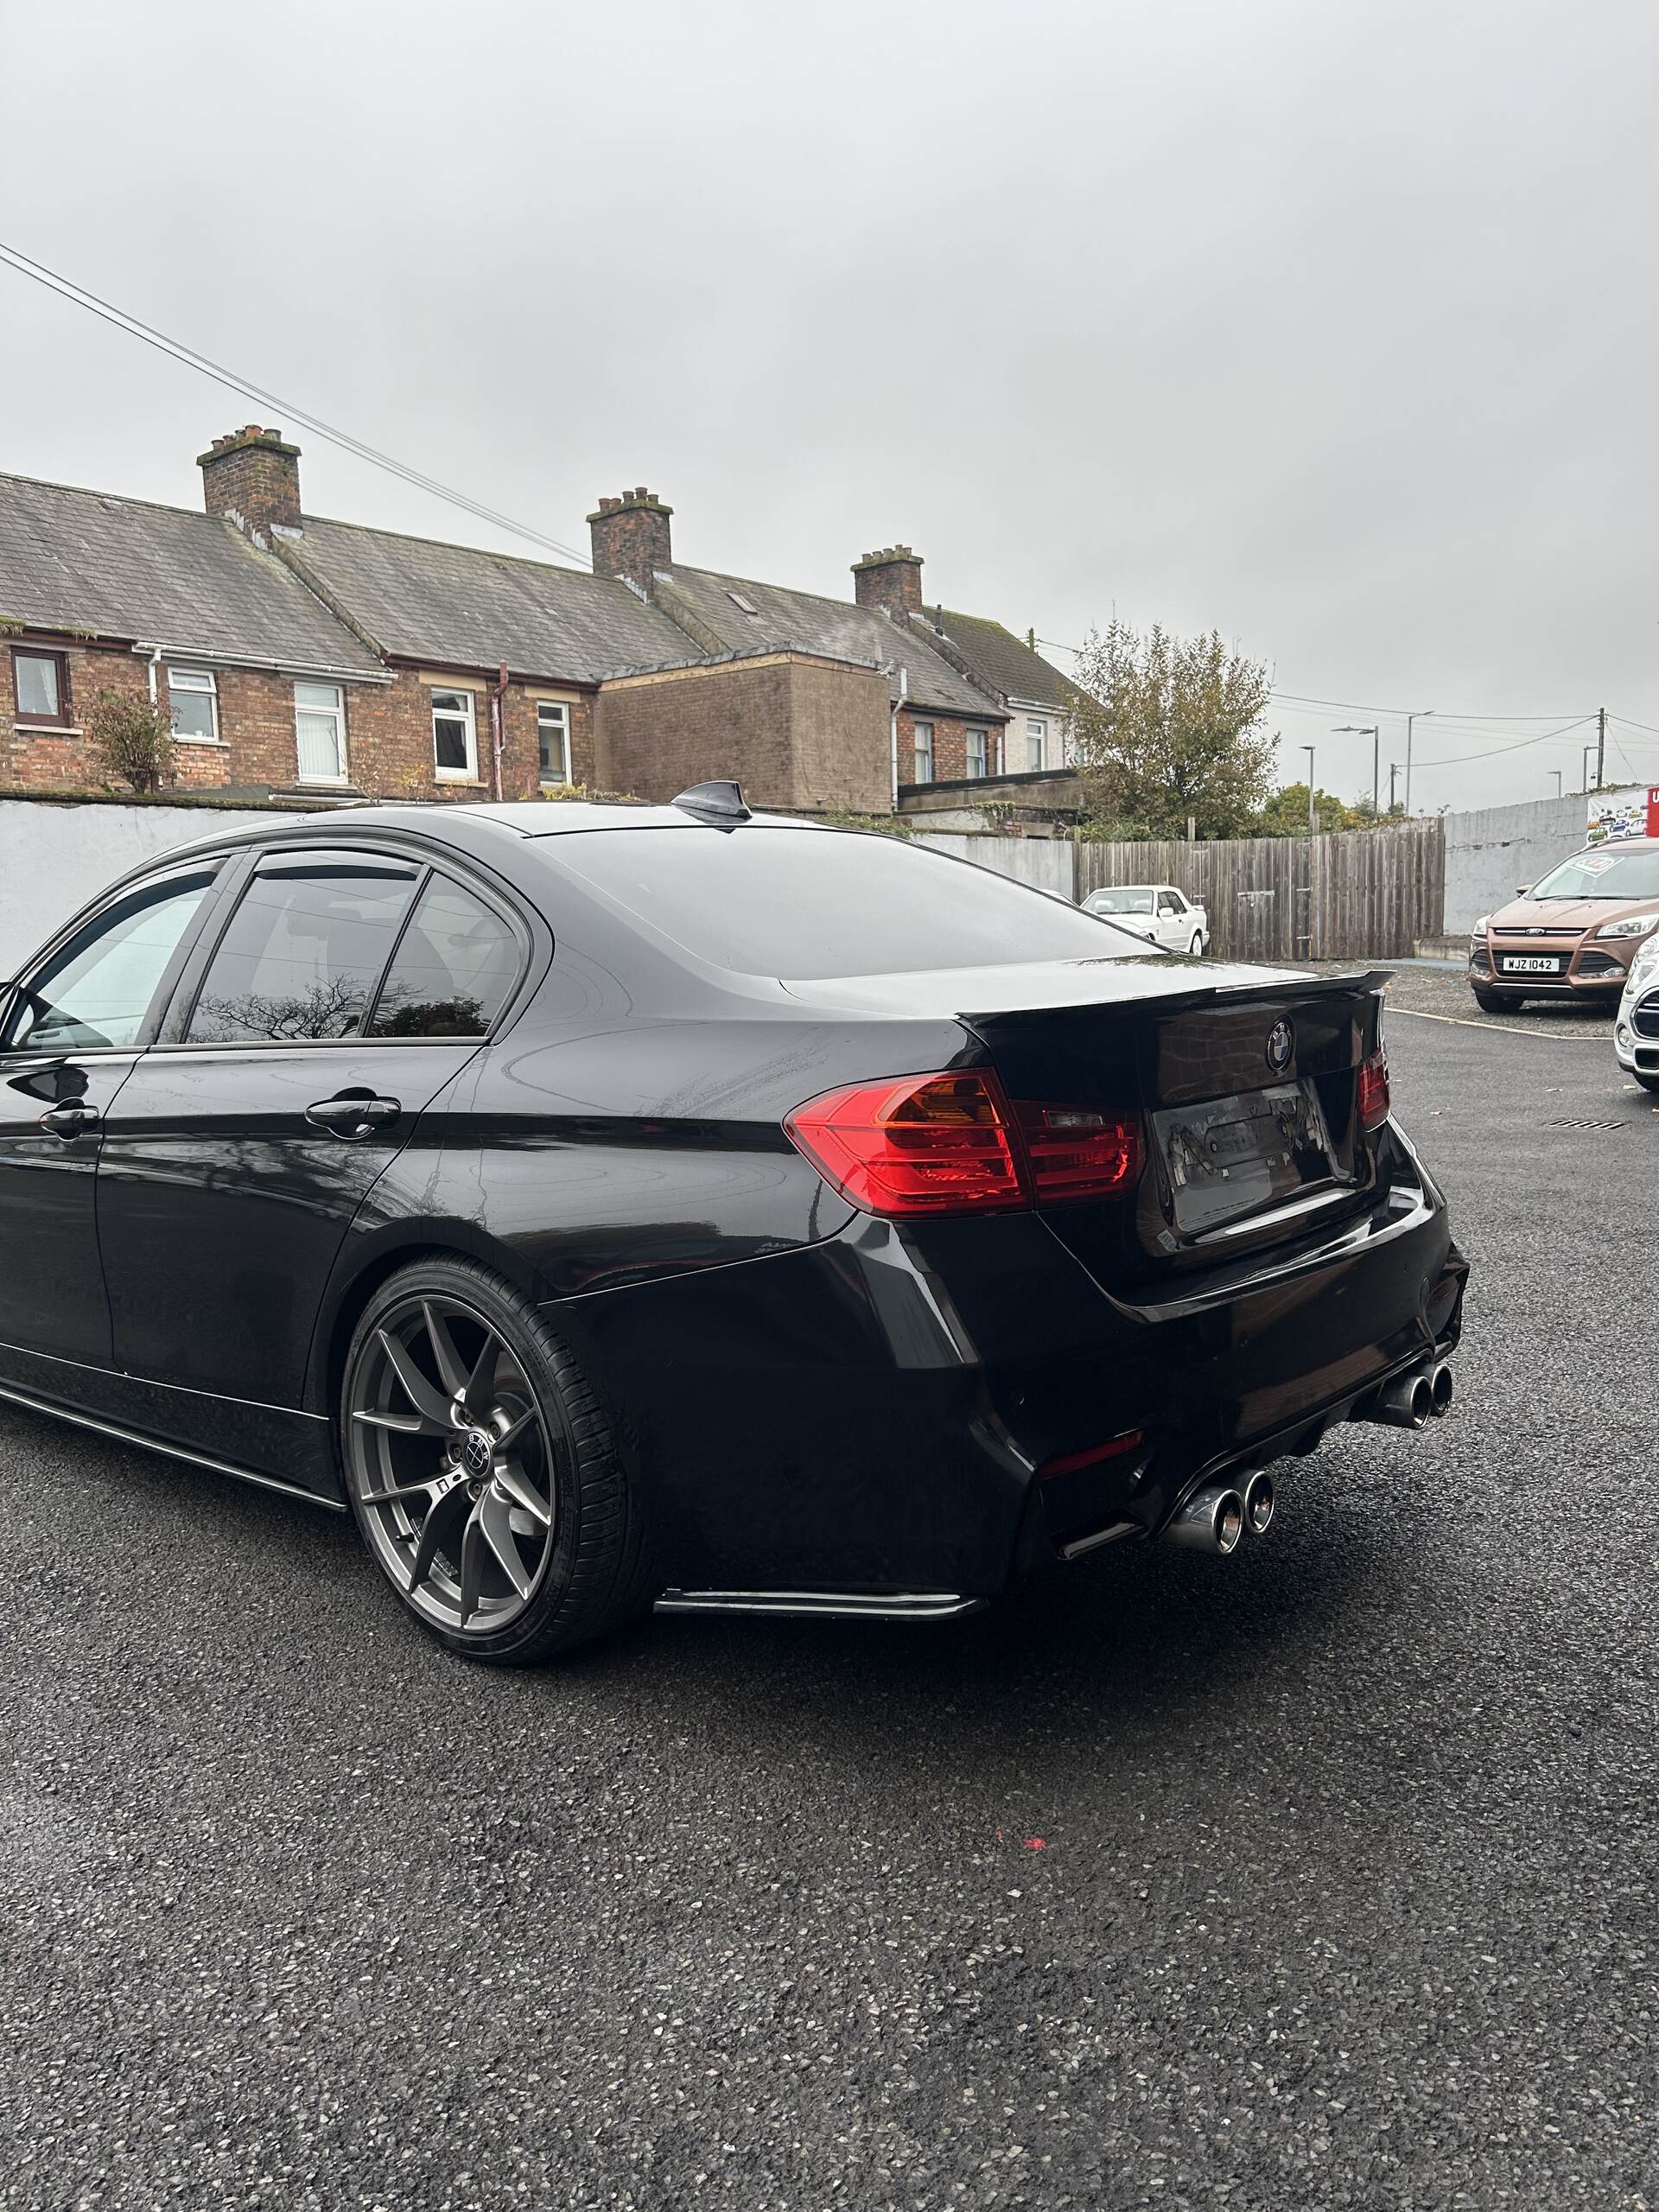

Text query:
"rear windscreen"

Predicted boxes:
[[545, 826, 1147, 978]]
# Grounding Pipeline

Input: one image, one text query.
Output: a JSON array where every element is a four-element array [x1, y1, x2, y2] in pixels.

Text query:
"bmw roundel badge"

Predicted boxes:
[[1266, 1018, 1294, 1075]]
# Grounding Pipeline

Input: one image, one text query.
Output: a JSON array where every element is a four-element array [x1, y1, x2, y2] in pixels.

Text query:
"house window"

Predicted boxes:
[[537, 702, 572, 785], [912, 721, 934, 783], [431, 688, 478, 781], [965, 728, 988, 779], [168, 666, 220, 743], [294, 680, 347, 784], [12, 648, 70, 728], [1026, 717, 1046, 772]]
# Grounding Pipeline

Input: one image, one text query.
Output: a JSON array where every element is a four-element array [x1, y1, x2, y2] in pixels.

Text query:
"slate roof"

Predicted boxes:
[[0, 474, 385, 678], [289, 516, 701, 683], [908, 608, 1083, 713], [657, 566, 1004, 720]]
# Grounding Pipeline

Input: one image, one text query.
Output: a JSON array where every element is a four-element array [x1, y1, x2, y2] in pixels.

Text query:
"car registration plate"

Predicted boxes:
[[1498, 955, 1564, 974], [1153, 1080, 1344, 1236]]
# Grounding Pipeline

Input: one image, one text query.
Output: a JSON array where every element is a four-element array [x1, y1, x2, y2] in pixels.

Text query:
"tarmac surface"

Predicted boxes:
[[1, 1006, 1654, 2209]]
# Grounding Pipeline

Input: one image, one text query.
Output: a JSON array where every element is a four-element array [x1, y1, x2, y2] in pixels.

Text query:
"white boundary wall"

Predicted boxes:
[[1441, 784, 1647, 935], [909, 831, 1074, 899], [0, 800, 291, 972]]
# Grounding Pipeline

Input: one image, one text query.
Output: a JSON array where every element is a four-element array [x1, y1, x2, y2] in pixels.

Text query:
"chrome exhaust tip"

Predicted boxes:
[[1372, 1367, 1434, 1431], [1162, 1484, 1244, 1556], [1429, 1361, 1453, 1418], [1241, 1468, 1275, 1536]]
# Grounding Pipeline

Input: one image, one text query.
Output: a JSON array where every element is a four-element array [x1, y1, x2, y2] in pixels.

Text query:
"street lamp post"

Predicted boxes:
[[1404, 709, 1434, 814], [1582, 744, 1597, 793], [1333, 723, 1380, 817], [1550, 771, 1562, 798], [1301, 745, 1317, 830]]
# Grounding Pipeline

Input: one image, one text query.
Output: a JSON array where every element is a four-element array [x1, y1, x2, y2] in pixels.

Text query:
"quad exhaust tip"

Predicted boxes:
[[1369, 1357, 1455, 1431], [1162, 1484, 1244, 1556], [1242, 1468, 1275, 1536]]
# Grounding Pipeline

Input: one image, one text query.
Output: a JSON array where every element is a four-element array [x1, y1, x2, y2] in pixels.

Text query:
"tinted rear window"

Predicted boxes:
[[547, 827, 1141, 977]]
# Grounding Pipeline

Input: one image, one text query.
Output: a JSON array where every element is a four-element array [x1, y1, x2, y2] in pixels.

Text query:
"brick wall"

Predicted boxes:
[[898, 706, 1006, 785], [4, 636, 599, 801], [594, 653, 890, 811]]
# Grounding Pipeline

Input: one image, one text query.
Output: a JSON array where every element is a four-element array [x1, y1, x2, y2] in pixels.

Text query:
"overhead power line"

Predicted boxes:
[[0, 238, 594, 569]]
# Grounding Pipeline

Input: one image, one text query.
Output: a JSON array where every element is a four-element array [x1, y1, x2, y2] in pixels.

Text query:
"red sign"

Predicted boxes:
[[1649, 787, 1659, 836]]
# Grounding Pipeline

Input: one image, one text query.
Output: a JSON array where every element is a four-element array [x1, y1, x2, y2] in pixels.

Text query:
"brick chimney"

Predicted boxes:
[[588, 487, 672, 597], [198, 425, 302, 541], [852, 544, 924, 626]]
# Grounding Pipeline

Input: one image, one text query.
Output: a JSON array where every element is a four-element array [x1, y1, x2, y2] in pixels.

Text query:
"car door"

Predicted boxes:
[[94, 843, 527, 1418], [0, 859, 223, 1372], [1154, 890, 1186, 951]]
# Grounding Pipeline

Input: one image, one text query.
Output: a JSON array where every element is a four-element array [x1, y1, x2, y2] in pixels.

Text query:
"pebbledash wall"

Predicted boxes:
[[0, 800, 292, 971]]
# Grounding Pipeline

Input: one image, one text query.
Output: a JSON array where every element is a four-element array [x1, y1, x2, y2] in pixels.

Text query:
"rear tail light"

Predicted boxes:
[[1015, 1103, 1142, 1202], [784, 1070, 1143, 1218], [1357, 1047, 1390, 1131]]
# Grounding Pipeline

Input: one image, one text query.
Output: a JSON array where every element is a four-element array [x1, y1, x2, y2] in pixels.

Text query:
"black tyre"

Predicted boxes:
[[1471, 988, 1513, 1012], [340, 1256, 653, 1662], [1188, 931, 1205, 957]]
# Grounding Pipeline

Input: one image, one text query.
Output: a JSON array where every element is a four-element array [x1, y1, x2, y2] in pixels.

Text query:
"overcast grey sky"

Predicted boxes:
[[4, 0, 1658, 812]]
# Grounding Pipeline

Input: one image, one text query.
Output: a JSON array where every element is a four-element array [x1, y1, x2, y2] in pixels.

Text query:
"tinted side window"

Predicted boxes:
[[187, 855, 420, 1043], [368, 875, 519, 1037], [3, 870, 216, 1052]]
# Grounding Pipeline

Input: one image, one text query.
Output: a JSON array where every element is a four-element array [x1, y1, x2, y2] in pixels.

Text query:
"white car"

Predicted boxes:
[[1080, 883, 1209, 956], [1614, 931, 1659, 1092]]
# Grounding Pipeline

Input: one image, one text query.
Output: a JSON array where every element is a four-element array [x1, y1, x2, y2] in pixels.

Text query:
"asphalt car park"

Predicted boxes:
[[0, 998, 1652, 2210]]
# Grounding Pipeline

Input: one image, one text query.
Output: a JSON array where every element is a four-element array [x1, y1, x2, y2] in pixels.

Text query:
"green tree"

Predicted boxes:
[[1250, 782, 1366, 836], [85, 687, 176, 795], [1066, 620, 1276, 838]]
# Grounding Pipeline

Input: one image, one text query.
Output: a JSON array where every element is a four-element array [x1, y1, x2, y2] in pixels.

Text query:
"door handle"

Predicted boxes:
[[39, 1103, 100, 1140], [305, 1093, 403, 1138]]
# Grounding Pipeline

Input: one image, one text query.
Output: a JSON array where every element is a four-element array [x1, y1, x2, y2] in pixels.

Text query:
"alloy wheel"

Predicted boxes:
[[345, 1293, 562, 1637]]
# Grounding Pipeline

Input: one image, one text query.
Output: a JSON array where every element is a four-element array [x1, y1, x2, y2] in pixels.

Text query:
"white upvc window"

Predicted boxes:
[[168, 665, 219, 743], [912, 721, 934, 783], [431, 687, 479, 781], [1026, 716, 1046, 772], [537, 701, 572, 785], [965, 728, 988, 779], [294, 680, 347, 784]]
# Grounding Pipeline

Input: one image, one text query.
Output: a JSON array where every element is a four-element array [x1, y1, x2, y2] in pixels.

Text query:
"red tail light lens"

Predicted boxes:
[[1358, 1047, 1390, 1131], [1016, 1103, 1143, 1201], [785, 1071, 1144, 1217], [784, 1071, 1026, 1216]]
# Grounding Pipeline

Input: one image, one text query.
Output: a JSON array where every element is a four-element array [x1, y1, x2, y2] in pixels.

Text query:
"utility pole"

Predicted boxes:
[[1597, 706, 1606, 790], [1301, 745, 1317, 830], [1389, 761, 1401, 813]]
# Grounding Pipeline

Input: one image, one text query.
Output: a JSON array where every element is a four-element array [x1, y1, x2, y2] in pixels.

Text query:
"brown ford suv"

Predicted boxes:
[[1468, 835, 1659, 1009]]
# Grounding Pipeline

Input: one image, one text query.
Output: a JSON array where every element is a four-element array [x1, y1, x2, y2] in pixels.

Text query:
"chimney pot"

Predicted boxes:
[[198, 423, 303, 536], [588, 484, 674, 596], [852, 539, 925, 624]]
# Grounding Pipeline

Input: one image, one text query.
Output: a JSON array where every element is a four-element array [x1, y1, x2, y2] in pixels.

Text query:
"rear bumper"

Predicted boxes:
[[555, 1129, 1467, 1601]]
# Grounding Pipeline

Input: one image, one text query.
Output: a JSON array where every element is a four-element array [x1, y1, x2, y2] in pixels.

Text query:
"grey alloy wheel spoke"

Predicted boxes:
[[493, 1459, 552, 1528], [423, 1300, 468, 1401], [492, 1404, 537, 1452], [359, 1474, 442, 1510], [462, 1331, 499, 1416], [478, 1487, 532, 1598], [457, 1506, 485, 1626], [410, 1485, 466, 1594], [353, 1406, 435, 1436], [378, 1329, 454, 1430]]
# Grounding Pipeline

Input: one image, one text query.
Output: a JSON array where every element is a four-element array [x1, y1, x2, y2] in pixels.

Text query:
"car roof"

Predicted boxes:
[[145, 797, 836, 865]]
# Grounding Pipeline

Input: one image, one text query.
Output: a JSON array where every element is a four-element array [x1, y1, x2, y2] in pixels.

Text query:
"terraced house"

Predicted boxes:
[[1, 426, 1077, 815]]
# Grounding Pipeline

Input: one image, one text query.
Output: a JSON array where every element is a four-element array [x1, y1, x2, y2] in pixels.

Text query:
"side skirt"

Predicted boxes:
[[0, 1379, 347, 1514], [654, 1587, 984, 1621]]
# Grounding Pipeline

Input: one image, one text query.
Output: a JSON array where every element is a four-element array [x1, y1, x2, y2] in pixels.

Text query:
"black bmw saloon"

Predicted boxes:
[[0, 785, 1466, 1662]]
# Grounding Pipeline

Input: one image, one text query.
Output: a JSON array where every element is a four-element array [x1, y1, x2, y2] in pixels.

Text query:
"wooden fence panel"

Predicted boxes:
[[1073, 820, 1444, 962]]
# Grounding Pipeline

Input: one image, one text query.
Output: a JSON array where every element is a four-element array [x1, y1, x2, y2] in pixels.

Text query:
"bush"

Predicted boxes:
[[86, 689, 176, 795]]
